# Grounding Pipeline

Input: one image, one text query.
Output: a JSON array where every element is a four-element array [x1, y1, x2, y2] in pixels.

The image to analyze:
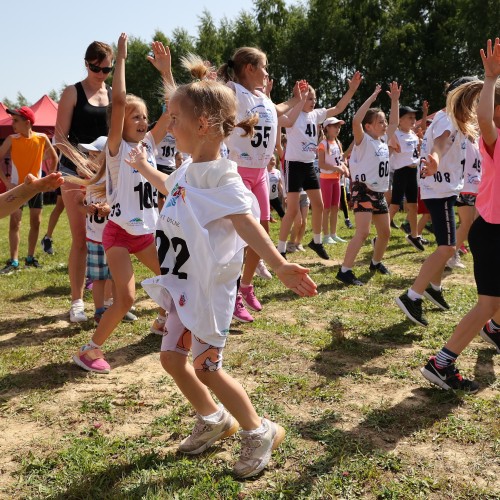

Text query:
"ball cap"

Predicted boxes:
[[323, 117, 345, 127], [446, 76, 479, 95], [7, 106, 35, 125], [78, 136, 107, 152], [399, 106, 418, 117]]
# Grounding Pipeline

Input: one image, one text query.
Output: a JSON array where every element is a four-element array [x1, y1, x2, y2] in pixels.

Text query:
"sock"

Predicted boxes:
[[72, 299, 84, 307], [371, 259, 380, 266], [277, 240, 287, 253], [11, 259, 19, 267], [104, 298, 113, 307], [95, 307, 106, 315], [202, 404, 224, 424], [487, 319, 500, 334], [240, 282, 251, 290], [26, 255, 34, 262], [331, 233, 337, 238], [430, 282, 442, 292], [156, 314, 166, 324], [313, 234, 321, 244], [241, 419, 266, 436], [81, 339, 101, 352], [435, 347, 458, 369], [407, 288, 422, 301], [341, 266, 351, 273]]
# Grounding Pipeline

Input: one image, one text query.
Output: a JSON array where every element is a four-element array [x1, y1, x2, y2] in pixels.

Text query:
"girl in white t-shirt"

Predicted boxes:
[[337, 83, 401, 286], [125, 56, 317, 479]]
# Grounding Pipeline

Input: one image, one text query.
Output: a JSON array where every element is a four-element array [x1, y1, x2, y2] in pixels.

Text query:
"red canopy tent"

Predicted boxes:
[[0, 95, 58, 139]]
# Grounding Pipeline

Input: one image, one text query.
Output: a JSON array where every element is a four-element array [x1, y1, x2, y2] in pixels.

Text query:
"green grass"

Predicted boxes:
[[0, 206, 499, 499]]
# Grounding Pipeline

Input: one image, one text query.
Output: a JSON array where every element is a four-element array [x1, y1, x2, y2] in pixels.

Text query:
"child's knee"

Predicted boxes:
[[160, 351, 183, 375]]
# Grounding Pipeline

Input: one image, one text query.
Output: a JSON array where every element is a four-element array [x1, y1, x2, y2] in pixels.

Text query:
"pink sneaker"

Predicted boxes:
[[72, 347, 110, 374], [232, 294, 254, 323], [240, 284, 262, 312]]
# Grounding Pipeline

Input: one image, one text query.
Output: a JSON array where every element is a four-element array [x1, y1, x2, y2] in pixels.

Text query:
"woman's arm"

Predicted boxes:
[[325, 71, 363, 118], [125, 144, 169, 195], [352, 84, 381, 145]]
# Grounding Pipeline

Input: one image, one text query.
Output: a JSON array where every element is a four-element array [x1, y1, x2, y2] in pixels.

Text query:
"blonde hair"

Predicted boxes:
[[446, 80, 484, 138], [172, 54, 258, 139], [217, 47, 266, 83]]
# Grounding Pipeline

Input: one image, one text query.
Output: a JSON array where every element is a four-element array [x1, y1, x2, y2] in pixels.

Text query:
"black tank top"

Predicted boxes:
[[60, 81, 111, 171]]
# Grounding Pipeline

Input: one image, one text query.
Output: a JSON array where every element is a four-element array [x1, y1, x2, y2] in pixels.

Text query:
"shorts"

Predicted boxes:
[[285, 161, 320, 193], [102, 220, 154, 254], [469, 216, 500, 296], [238, 166, 270, 220], [55, 187, 62, 197], [391, 166, 418, 205], [161, 305, 224, 371], [351, 181, 388, 215], [270, 197, 285, 218], [27, 192, 43, 209], [456, 193, 477, 207], [320, 177, 341, 209], [86, 240, 112, 281], [423, 196, 457, 246]]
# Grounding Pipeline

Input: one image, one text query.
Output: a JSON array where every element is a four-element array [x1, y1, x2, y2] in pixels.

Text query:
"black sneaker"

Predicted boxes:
[[280, 252, 287, 260], [308, 240, 329, 260], [369, 261, 391, 275], [401, 221, 411, 234], [406, 234, 425, 252], [423, 286, 449, 310], [395, 292, 428, 326], [336, 269, 364, 286], [419, 237, 430, 245], [40, 236, 54, 255], [25, 257, 41, 268], [420, 357, 479, 393], [390, 220, 400, 229], [479, 324, 500, 354], [345, 218, 354, 229], [0, 259, 20, 275]]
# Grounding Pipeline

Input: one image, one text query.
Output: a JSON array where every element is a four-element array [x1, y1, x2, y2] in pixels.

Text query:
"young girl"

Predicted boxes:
[[396, 77, 483, 327], [72, 33, 173, 374], [218, 48, 307, 322], [420, 38, 500, 392], [277, 76, 362, 260], [268, 153, 286, 219], [318, 117, 350, 244], [126, 56, 317, 478], [337, 83, 401, 286]]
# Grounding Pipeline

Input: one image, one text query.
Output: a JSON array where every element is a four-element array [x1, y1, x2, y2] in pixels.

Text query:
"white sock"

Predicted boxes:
[[407, 288, 422, 301], [104, 298, 113, 307], [72, 299, 84, 307], [313, 234, 321, 244], [202, 404, 224, 424], [82, 340, 100, 351], [241, 419, 266, 436], [277, 240, 287, 253], [430, 282, 441, 292], [371, 259, 380, 266], [341, 266, 351, 273]]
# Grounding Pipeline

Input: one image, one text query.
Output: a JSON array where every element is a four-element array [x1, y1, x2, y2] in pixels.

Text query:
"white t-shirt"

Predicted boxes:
[[285, 109, 328, 163], [349, 132, 390, 192], [419, 110, 467, 199], [268, 168, 281, 200], [225, 83, 278, 169], [155, 133, 177, 168], [390, 129, 420, 170], [462, 138, 482, 194]]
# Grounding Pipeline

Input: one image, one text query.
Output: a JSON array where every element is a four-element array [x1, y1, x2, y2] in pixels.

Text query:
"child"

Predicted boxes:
[[277, 75, 362, 260], [318, 117, 350, 244], [126, 56, 317, 478], [337, 83, 401, 286], [388, 106, 424, 251], [396, 77, 482, 326], [268, 153, 285, 219], [71, 33, 172, 373], [420, 38, 500, 392], [0, 107, 59, 273]]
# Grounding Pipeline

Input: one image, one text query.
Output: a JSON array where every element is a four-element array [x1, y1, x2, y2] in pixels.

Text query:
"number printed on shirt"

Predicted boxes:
[[378, 161, 389, 177], [433, 172, 451, 183], [354, 174, 366, 182], [156, 230, 190, 279], [161, 145, 175, 158], [110, 203, 121, 217], [134, 181, 159, 210], [251, 125, 271, 148], [89, 212, 106, 224], [305, 123, 317, 137]]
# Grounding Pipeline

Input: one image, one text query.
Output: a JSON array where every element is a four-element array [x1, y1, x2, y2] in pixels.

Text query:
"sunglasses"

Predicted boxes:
[[87, 62, 113, 74]]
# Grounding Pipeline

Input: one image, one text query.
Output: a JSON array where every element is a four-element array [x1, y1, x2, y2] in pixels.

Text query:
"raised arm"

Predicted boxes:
[[275, 80, 308, 116], [325, 71, 363, 118], [386, 81, 401, 141], [125, 144, 169, 195], [278, 86, 308, 128], [352, 84, 382, 145]]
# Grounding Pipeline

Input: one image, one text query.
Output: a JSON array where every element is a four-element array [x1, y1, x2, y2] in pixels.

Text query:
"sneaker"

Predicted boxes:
[[395, 292, 428, 326], [369, 261, 391, 275], [390, 220, 400, 229], [419, 236, 430, 245], [40, 236, 54, 255], [69, 301, 87, 323], [458, 244, 469, 255], [446, 253, 466, 269], [332, 235, 347, 243], [94, 310, 105, 326], [336, 269, 364, 286], [25, 256, 41, 268], [85, 278, 93, 290], [308, 240, 330, 260], [233, 419, 286, 478], [73, 346, 110, 374], [479, 324, 500, 353], [296, 244, 306, 252], [150, 317, 166, 335], [423, 286, 450, 310], [0, 259, 20, 275], [255, 260, 272, 280], [401, 221, 411, 234], [286, 241, 297, 253], [420, 357, 479, 393], [240, 284, 262, 312], [345, 218, 354, 229], [406, 234, 425, 252], [122, 310, 138, 322], [233, 294, 254, 323], [178, 408, 239, 455], [322, 235, 335, 245]]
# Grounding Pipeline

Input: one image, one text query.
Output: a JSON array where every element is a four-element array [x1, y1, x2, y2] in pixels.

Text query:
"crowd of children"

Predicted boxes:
[[1, 33, 500, 478]]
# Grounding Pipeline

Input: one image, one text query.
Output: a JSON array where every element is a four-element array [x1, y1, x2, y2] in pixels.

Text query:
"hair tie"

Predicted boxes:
[[227, 59, 234, 69]]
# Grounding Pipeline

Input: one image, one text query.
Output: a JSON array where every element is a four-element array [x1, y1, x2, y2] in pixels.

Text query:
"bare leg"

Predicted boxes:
[[8, 209, 22, 261], [342, 211, 372, 269], [411, 245, 455, 294], [27, 208, 42, 257], [45, 195, 65, 238], [372, 212, 390, 263]]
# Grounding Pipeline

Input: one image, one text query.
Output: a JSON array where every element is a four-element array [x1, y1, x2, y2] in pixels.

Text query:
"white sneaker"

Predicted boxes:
[[286, 241, 297, 253], [322, 235, 335, 244], [255, 259, 272, 280], [69, 301, 87, 323], [233, 418, 286, 478], [296, 244, 306, 252], [446, 252, 466, 269], [332, 235, 347, 243]]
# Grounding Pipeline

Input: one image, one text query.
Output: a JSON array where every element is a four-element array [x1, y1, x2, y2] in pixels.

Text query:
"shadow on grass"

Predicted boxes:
[[10, 284, 72, 302]]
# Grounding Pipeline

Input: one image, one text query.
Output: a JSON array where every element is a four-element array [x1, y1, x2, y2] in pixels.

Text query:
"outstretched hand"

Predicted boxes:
[[117, 33, 128, 60], [275, 263, 318, 297], [480, 38, 500, 78], [420, 154, 438, 177], [293, 79, 309, 99], [26, 172, 64, 192], [125, 143, 148, 169], [386, 81, 402, 100], [368, 84, 382, 103], [348, 71, 363, 92], [147, 41, 172, 76]]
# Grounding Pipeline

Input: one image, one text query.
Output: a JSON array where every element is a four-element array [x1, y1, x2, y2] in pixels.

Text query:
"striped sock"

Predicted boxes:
[[486, 319, 500, 334], [435, 347, 458, 369]]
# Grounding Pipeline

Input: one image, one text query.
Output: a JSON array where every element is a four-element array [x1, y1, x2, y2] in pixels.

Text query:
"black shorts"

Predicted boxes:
[[423, 196, 457, 246], [391, 166, 418, 205], [285, 161, 320, 193], [27, 192, 43, 209], [469, 216, 500, 297], [456, 193, 477, 207], [351, 181, 388, 215], [270, 197, 285, 218]]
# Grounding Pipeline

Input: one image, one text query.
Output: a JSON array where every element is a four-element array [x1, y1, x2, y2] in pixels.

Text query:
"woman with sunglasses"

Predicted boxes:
[[55, 41, 114, 323]]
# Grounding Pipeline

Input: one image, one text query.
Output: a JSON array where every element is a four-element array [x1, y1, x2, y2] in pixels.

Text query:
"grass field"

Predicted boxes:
[[0, 206, 498, 499]]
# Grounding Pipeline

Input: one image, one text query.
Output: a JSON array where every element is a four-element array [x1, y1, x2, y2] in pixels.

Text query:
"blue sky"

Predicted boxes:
[[1, 0, 276, 104]]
